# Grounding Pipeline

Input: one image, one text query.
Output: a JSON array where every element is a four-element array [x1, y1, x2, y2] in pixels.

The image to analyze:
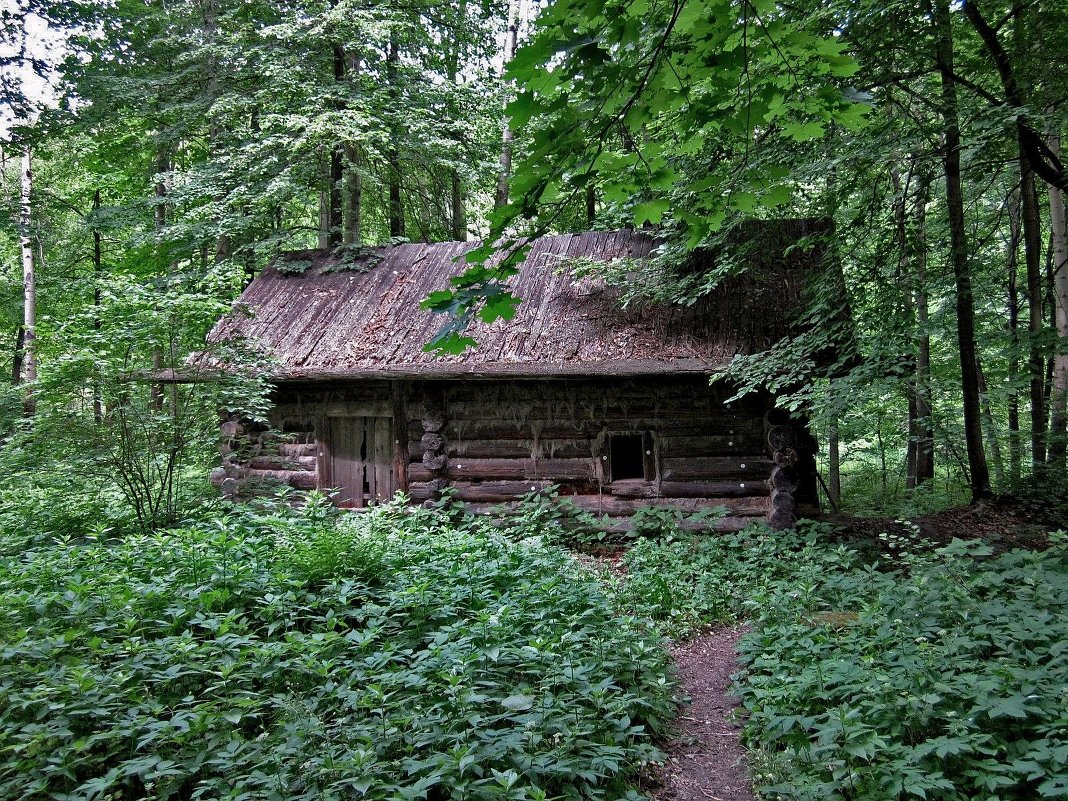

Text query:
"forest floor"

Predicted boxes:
[[824, 494, 1061, 554]]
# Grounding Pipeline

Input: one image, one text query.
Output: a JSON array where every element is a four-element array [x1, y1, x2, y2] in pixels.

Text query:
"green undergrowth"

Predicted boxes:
[[737, 534, 1068, 801], [603, 515, 1068, 801], [0, 495, 673, 801], [606, 522, 851, 638]]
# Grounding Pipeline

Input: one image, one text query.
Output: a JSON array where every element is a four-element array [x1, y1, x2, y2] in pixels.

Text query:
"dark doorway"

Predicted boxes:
[[609, 433, 647, 481]]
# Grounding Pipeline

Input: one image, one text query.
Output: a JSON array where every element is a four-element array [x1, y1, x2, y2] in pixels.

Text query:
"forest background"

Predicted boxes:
[[1, 0, 1067, 529]]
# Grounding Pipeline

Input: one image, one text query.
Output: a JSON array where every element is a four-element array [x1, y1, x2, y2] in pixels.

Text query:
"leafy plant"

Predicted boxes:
[[0, 496, 675, 801], [736, 533, 1068, 800]]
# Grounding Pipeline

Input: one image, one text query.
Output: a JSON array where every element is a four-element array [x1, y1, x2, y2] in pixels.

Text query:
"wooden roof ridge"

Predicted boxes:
[[194, 221, 839, 380]]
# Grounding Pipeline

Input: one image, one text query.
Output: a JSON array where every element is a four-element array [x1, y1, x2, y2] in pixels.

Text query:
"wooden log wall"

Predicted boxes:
[[406, 377, 778, 532], [214, 377, 817, 531], [212, 380, 395, 499]]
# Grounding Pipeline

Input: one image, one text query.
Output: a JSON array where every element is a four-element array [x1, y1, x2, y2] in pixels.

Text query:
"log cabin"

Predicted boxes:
[[199, 220, 840, 530]]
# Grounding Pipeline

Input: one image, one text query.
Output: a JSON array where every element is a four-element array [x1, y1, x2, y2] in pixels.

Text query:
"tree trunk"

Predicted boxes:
[[913, 172, 934, 486], [93, 188, 103, 425], [494, 1, 519, 210], [976, 357, 1004, 487], [328, 42, 345, 247], [1049, 127, 1068, 464], [151, 148, 170, 411], [12, 326, 24, 386], [932, 0, 990, 500], [893, 164, 934, 489], [1021, 159, 1046, 466], [827, 413, 841, 507], [19, 147, 37, 415], [345, 143, 362, 245], [318, 149, 330, 248], [343, 51, 362, 245], [387, 32, 404, 239], [1007, 190, 1023, 482], [446, 10, 466, 243], [451, 169, 466, 241]]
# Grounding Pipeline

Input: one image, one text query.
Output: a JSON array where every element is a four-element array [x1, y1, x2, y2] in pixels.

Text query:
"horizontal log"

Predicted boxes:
[[248, 455, 316, 471], [245, 468, 318, 490], [607, 479, 769, 499], [444, 412, 764, 432], [567, 495, 769, 517], [274, 400, 393, 418], [661, 457, 773, 482], [408, 480, 597, 503], [409, 421, 763, 443], [445, 438, 593, 460], [279, 442, 317, 457], [408, 457, 595, 483], [461, 505, 756, 533], [656, 434, 765, 458]]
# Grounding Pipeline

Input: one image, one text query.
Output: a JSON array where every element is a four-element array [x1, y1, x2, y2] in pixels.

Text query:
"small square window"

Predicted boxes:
[[609, 433, 648, 481]]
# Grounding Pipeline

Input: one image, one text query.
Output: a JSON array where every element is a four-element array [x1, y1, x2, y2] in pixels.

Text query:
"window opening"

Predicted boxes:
[[610, 433, 646, 480]]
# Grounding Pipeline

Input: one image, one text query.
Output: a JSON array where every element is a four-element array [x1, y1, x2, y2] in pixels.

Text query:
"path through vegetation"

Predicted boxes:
[[651, 626, 755, 801]]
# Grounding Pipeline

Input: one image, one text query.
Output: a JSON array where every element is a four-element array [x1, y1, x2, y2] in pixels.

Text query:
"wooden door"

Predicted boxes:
[[326, 416, 394, 508]]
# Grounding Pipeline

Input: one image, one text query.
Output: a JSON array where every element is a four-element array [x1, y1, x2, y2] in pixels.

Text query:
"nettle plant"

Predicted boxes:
[[0, 497, 675, 801], [737, 534, 1068, 801]]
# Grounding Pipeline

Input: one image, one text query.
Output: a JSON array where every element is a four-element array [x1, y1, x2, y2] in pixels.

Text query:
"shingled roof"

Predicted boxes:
[[199, 219, 833, 379]]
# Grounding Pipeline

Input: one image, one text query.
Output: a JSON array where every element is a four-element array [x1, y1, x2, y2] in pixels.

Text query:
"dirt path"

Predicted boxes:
[[649, 625, 755, 801]]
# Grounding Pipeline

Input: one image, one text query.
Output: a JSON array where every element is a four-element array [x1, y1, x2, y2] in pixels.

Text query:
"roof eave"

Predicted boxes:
[[266, 359, 728, 382]]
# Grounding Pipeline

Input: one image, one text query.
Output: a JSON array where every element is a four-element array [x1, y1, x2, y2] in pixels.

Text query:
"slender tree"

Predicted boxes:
[[1049, 128, 1068, 463], [932, 0, 990, 499], [18, 146, 36, 414], [493, 0, 519, 211]]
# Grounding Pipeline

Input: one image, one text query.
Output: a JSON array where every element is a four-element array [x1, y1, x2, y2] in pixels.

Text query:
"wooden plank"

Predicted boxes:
[[317, 416, 332, 491], [393, 382, 409, 492], [330, 416, 369, 508], [373, 416, 393, 501]]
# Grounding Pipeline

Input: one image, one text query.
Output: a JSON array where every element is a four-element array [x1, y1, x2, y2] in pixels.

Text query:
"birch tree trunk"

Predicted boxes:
[[494, 0, 519, 210], [19, 146, 37, 415], [1048, 128, 1068, 464]]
